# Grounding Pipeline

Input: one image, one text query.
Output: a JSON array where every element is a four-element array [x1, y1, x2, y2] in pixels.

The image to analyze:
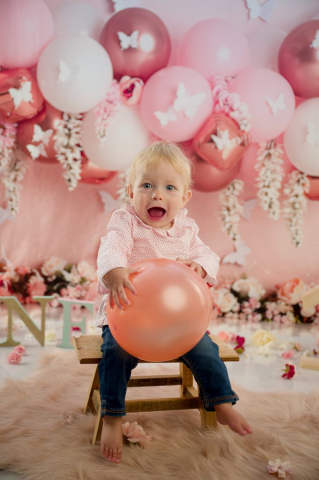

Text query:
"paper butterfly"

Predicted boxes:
[[154, 106, 177, 127], [222, 236, 251, 266], [239, 198, 258, 220], [58, 60, 71, 83], [306, 122, 319, 146], [26, 143, 48, 160], [245, 0, 276, 22], [211, 129, 241, 151], [112, 0, 128, 12], [310, 30, 319, 49], [0, 207, 15, 225], [32, 125, 53, 146], [173, 82, 206, 120], [117, 31, 139, 51], [99, 191, 122, 213], [266, 93, 287, 115], [8, 81, 33, 109]]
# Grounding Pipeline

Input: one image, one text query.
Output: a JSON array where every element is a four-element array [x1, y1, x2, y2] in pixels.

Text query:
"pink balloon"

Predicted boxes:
[[228, 68, 295, 143], [0, 0, 54, 69], [191, 152, 242, 193], [140, 66, 212, 142], [106, 258, 213, 362], [100, 8, 171, 82], [278, 20, 319, 98], [179, 19, 250, 79]]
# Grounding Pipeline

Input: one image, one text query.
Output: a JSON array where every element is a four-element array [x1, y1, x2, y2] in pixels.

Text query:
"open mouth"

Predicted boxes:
[[147, 207, 166, 220]]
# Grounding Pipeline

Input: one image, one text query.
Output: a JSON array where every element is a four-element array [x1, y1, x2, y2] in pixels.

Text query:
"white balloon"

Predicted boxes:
[[247, 25, 286, 72], [53, 1, 105, 41], [82, 105, 150, 171], [37, 36, 113, 114], [284, 98, 319, 176]]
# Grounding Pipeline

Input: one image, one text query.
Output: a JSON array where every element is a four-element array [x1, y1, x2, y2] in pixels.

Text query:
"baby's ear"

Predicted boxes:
[[127, 185, 133, 200], [182, 189, 192, 207]]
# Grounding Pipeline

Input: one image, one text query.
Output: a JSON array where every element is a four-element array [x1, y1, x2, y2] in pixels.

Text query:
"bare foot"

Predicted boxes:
[[101, 416, 123, 464], [214, 403, 252, 436]]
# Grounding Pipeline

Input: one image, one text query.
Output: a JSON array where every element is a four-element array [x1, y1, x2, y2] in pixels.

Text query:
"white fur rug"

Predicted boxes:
[[0, 350, 319, 480]]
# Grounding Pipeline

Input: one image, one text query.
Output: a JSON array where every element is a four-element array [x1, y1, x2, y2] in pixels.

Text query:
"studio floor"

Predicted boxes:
[[0, 303, 319, 479]]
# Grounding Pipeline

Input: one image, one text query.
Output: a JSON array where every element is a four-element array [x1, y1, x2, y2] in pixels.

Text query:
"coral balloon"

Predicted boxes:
[[179, 19, 250, 79], [100, 8, 171, 82], [106, 258, 213, 362], [278, 20, 319, 98], [37, 36, 113, 114], [79, 157, 117, 184], [284, 98, 319, 176], [305, 176, 319, 201], [0, 69, 44, 123], [82, 104, 150, 171], [193, 114, 249, 171], [228, 68, 295, 142], [0, 0, 54, 69], [191, 153, 242, 193], [17, 102, 62, 163], [140, 66, 212, 142]]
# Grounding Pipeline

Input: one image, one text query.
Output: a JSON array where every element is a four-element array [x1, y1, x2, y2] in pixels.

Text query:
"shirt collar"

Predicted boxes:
[[124, 204, 188, 237]]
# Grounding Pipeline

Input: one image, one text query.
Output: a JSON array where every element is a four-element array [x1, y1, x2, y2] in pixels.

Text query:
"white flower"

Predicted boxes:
[[219, 179, 244, 241], [77, 261, 96, 281], [250, 329, 277, 347], [283, 171, 309, 248], [41, 257, 67, 277], [62, 265, 81, 284], [232, 277, 265, 300]]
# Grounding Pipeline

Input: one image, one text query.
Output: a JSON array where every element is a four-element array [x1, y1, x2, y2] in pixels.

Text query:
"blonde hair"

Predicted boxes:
[[128, 141, 193, 191]]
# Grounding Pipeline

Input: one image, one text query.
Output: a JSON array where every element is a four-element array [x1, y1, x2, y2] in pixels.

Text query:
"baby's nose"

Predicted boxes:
[[151, 189, 163, 199]]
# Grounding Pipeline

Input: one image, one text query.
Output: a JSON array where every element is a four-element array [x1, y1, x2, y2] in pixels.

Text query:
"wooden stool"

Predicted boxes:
[[72, 334, 239, 445]]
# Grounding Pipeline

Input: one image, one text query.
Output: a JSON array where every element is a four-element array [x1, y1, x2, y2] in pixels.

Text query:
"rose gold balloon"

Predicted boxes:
[[0, 68, 44, 122], [100, 8, 171, 82], [193, 113, 250, 171], [191, 152, 242, 192], [305, 175, 319, 201], [106, 258, 213, 362], [17, 102, 63, 163], [79, 156, 117, 184], [278, 20, 319, 98]]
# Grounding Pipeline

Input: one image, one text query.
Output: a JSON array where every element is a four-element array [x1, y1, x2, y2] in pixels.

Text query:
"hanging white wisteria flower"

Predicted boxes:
[[53, 113, 83, 191], [116, 169, 131, 204], [219, 179, 244, 241], [1, 155, 27, 217], [0, 122, 17, 174], [255, 140, 285, 220], [95, 80, 121, 144], [282, 171, 310, 248]]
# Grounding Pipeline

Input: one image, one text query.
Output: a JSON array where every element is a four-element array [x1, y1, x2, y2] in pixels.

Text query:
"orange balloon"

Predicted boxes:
[[106, 258, 213, 362]]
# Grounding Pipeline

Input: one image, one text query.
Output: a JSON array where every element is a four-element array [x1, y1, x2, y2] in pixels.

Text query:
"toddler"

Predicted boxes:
[[96, 141, 252, 464]]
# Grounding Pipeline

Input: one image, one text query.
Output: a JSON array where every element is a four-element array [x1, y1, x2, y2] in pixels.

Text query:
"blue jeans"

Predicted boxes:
[[99, 325, 239, 417]]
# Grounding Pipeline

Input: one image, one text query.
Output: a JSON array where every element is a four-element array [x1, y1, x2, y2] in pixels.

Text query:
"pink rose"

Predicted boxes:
[[13, 345, 26, 355], [276, 278, 307, 305], [122, 421, 152, 447], [0, 275, 12, 296], [16, 265, 31, 275], [8, 350, 22, 365], [282, 349, 294, 359], [119, 76, 144, 106], [216, 331, 230, 343], [27, 275, 46, 298]]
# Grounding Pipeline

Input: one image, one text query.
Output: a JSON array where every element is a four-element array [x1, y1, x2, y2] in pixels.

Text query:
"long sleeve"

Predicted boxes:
[[96, 208, 134, 294], [188, 222, 220, 287]]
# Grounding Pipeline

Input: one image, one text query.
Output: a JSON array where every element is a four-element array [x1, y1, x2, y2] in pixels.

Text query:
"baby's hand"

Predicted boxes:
[[176, 258, 206, 278], [102, 266, 143, 310]]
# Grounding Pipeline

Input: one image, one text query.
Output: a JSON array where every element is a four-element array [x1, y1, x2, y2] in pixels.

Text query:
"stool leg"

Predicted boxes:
[[197, 384, 218, 429], [92, 405, 103, 445], [84, 364, 99, 414], [180, 362, 193, 397]]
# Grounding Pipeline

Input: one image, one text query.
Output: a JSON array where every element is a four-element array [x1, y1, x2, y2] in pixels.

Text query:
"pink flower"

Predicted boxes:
[[13, 345, 26, 355], [16, 265, 31, 275], [27, 275, 46, 298], [281, 349, 294, 359], [293, 342, 301, 351], [267, 458, 293, 478], [7, 350, 22, 365], [0, 275, 12, 296], [276, 278, 307, 305], [234, 335, 245, 354], [282, 363, 295, 379], [122, 421, 152, 447], [216, 331, 230, 343], [119, 76, 144, 106]]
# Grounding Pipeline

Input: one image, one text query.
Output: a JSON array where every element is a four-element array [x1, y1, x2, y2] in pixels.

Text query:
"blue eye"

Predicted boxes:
[[142, 183, 152, 189], [166, 185, 175, 191]]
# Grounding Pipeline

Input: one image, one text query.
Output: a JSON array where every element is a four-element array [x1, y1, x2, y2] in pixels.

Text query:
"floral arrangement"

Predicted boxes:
[[219, 179, 244, 241], [0, 256, 97, 305], [122, 421, 152, 448], [211, 275, 319, 324]]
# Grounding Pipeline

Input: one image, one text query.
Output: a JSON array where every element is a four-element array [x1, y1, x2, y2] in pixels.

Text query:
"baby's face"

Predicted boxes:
[[128, 163, 192, 230]]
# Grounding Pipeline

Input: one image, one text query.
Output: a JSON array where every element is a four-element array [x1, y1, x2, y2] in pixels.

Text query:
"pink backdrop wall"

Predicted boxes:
[[1, 149, 319, 292]]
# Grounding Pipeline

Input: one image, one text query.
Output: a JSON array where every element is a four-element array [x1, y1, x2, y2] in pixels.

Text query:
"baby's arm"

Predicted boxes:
[[176, 257, 206, 278], [103, 266, 143, 310]]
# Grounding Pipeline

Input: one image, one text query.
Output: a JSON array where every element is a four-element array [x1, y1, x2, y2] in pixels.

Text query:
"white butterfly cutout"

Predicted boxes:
[[306, 122, 319, 146], [58, 60, 71, 83], [0, 207, 15, 225], [173, 82, 206, 120], [8, 81, 33, 109], [222, 236, 251, 266], [266, 93, 287, 115], [117, 31, 139, 51], [26, 143, 48, 160], [112, 0, 128, 12], [32, 124, 53, 146], [239, 198, 258, 220], [310, 30, 319, 49], [245, 0, 276, 22], [99, 191, 122, 213], [211, 129, 241, 151], [154, 106, 177, 127]]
